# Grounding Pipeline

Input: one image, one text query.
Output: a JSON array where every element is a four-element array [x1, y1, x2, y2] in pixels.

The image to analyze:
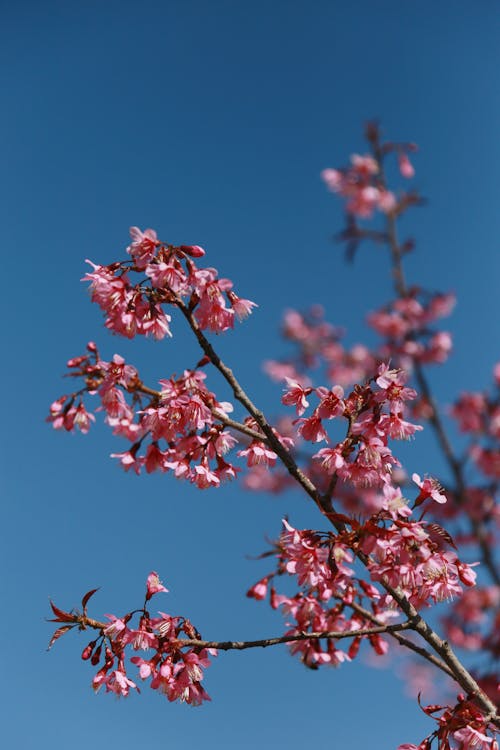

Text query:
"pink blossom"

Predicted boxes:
[[381, 484, 412, 519], [146, 571, 169, 600], [420, 331, 453, 364], [246, 577, 269, 600], [316, 385, 345, 419], [192, 460, 221, 488], [295, 415, 328, 443], [450, 392, 486, 433], [145, 260, 188, 293], [314, 446, 346, 473], [94, 668, 139, 697], [398, 153, 415, 178], [103, 615, 127, 639], [351, 153, 379, 175], [127, 226, 159, 268], [282, 378, 311, 416], [227, 291, 258, 321], [412, 473, 447, 504], [111, 450, 143, 474], [452, 726, 494, 749], [237, 441, 278, 467], [378, 413, 423, 440]]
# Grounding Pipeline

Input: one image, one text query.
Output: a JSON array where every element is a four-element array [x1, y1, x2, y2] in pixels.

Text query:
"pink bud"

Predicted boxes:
[[180, 244, 206, 258], [398, 153, 415, 179], [270, 587, 279, 610], [90, 644, 102, 666], [81, 642, 95, 660], [67, 355, 87, 368], [246, 577, 268, 600], [457, 562, 477, 587], [348, 636, 361, 660]]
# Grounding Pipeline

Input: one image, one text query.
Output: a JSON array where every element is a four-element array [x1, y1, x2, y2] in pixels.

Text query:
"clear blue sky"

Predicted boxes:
[[2, 1, 500, 748]]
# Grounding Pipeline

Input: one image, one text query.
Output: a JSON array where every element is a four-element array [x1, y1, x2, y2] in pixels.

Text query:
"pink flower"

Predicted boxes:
[[192, 460, 221, 488], [237, 441, 278, 467], [111, 450, 143, 474], [412, 473, 447, 504], [450, 392, 486, 433], [381, 484, 412, 519], [146, 572, 169, 600], [282, 378, 311, 416], [452, 726, 494, 749], [295, 415, 328, 443], [351, 153, 378, 175], [127, 226, 159, 268], [398, 153, 415, 179], [314, 446, 346, 472], [146, 260, 188, 291], [316, 385, 345, 419], [246, 577, 269, 600], [103, 615, 127, 639], [227, 291, 258, 321]]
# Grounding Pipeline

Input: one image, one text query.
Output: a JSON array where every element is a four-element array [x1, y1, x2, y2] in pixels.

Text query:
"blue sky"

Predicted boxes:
[[2, 1, 500, 748]]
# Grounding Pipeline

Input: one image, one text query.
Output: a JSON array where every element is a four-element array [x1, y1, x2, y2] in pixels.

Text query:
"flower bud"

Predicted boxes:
[[180, 244, 205, 258], [81, 641, 95, 660], [90, 644, 102, 666]]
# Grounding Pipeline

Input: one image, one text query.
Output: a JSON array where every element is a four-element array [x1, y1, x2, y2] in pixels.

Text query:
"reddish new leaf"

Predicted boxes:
[[81, 588, 100, 612], [47, 624, 75, 651], [48, 600, 75, 623], [424, 522, 457, 550]]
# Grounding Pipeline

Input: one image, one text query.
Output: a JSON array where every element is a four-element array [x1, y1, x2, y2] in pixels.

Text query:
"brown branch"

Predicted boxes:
[[175, 297, 333, 517], [172, 621, 413, 651], [342, 598, 456, 681], [74, 613, 412, 650], [210, 410, 270, 443]]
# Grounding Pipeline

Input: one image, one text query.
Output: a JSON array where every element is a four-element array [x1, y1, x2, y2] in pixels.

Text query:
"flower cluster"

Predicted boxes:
[[47, 343, 243, 486], [248, 493, 477, 670], [321, 153, 398, 218], [450, 362, 500, 482], [48, 573, 215, 705], [84, 227, 256, 339], [398, 695, 498, 750], [287, 363, 422, 490]]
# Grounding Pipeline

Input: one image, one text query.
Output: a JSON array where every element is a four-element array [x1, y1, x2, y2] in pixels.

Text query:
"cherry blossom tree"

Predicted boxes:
[[47, 123, 499, 750]]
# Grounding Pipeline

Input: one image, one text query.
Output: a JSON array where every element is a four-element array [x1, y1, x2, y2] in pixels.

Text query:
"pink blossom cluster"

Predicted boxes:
[[321, 128, 417, 220], [264, 306, 376, 388], [47, 343, 244, 486], [283, 364, 422, 490], [265, 293, 455, 404], [398, 694, 498, 750], [247, 500, 477, 669], [247, 519, 387, 668], [83, 227, 256, 339], [48, 573, 215, 705], [450, 363, 500, 481], [368, 291, 455, 368], [321, 153, 398, 218]]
